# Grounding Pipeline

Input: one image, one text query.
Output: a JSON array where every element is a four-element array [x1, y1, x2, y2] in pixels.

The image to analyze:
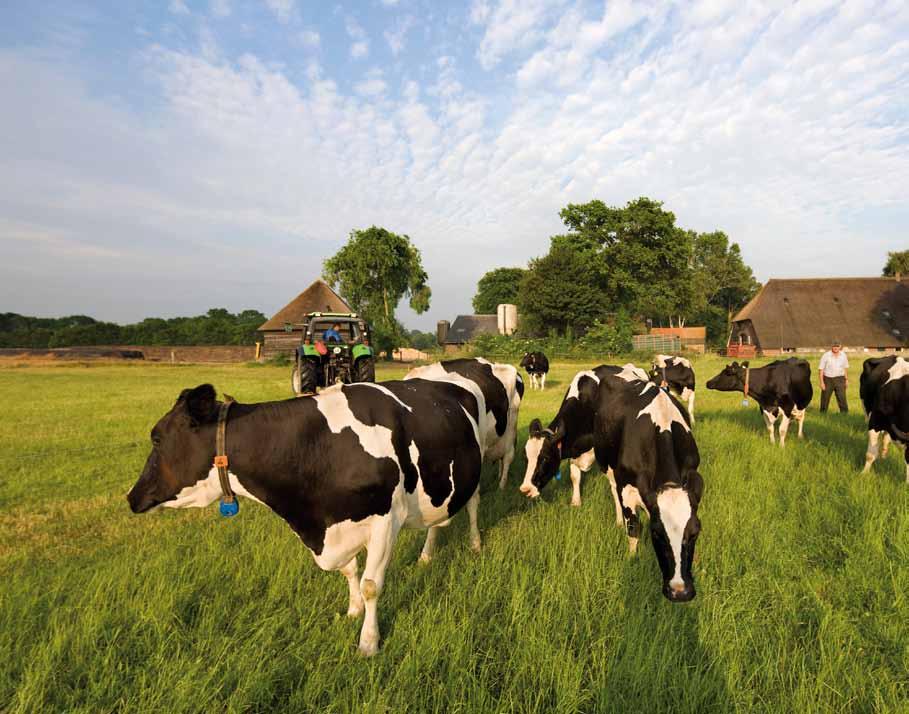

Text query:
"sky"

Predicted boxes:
[[1, 0, 907, 331]]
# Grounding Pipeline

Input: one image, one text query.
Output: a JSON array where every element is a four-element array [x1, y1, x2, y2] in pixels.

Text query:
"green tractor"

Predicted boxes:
[[290, 312, 376, 395]]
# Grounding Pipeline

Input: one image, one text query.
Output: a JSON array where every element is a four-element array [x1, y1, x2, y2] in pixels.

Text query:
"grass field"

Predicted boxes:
[[1, 356, 908, 713]]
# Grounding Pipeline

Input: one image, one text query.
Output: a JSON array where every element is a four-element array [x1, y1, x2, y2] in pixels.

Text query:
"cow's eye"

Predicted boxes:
[[152, 435, 162, 447]]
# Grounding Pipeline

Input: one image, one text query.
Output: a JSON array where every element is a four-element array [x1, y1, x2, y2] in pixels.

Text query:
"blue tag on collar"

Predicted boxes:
[[741, 399, 749, 407], [555, 469, 562, 481], [219, 500, 239, 517]]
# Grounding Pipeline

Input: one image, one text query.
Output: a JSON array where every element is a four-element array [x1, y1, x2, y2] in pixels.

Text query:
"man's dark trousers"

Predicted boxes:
[[820, 376, 848, 413]]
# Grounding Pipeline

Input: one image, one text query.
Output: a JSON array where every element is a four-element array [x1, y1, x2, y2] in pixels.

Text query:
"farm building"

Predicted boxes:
[[437, 304, 517, 353], [729, 276, 909, 355], [258, 279, 352, 358]]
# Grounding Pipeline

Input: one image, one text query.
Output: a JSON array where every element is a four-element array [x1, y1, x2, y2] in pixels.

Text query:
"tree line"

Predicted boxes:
[[473, 197, 761, 347], [0, 309, 269, 348]]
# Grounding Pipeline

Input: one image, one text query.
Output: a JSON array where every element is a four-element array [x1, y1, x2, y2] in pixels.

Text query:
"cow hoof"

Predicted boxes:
[[470, 538, 482, 553], [347, 603, 364, 618], [358, 640, 379, 657], [418, 552, 432, 565], [570, 498, 581, 507]]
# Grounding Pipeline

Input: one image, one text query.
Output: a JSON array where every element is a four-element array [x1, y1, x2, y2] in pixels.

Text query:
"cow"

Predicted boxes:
[[404, 357, 523, 562], [706, 358, 813, 447], [520, 363, 648, 519], [520, 351, 550, 390], [522, 375, 703, 601], [861, 355, 909, 481], [126, 379, 485, 656], [651, 354, 696, 423]]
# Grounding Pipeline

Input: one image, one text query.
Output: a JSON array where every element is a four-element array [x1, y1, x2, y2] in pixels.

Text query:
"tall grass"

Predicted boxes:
[[1, 358, 907, 712]]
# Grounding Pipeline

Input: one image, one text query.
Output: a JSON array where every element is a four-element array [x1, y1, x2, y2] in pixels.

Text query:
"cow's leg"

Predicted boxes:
[[540, 373, 546, 390], [778, 411, 791, 448], [358, 515, 400, 656], [620, 484, 644, 554], [882, 431, 891, 457], [793, 407, 806, 439], [466, 487, 482, 552], [682, 387, 695, 424], [568, 460, 583, 507], [863, 430, 881, 473], [419, 518, 452, 564], [903, 444, 909, 484], [498, 445, 514, 490], [340, 556, 364, 618], [762, 409, 778, 444], [606, 468, 623, 526]]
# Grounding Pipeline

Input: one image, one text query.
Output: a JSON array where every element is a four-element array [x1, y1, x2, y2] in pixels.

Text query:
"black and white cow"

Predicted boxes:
[[520, 351, 550, 390], [861, 355, 909, 481], [524, 374, 703, 601], [520, 363, 648, 518], [404, 357, 523, 562], [651, 354, 696, 423], [126, 379, 484, 656], [706, 358, 813, 447]]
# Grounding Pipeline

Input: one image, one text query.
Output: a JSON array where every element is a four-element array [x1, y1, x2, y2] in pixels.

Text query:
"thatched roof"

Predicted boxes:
[[259, 280, 352, 332], [444, 315, 499, 344], [732, 277, 909, 349]]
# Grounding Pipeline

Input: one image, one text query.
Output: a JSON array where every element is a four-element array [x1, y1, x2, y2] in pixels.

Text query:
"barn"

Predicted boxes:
[[258, 279, 352, 359], [729, 276, 909, 355], [437, 304, 518, 354]]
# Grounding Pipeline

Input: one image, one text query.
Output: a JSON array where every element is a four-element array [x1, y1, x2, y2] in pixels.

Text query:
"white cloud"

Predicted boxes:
[[350, 41, 369, 59], [472, 0, 561, 69], [264, 0, 295, 24], [384, 15, 415, 56], [346, 17, 369, 59], [169, 0, 190, 15], [210, 0, 231, 18], [299, 30, 320, 48], [354, 68, 387, 96], [381, 0, 401, 6]]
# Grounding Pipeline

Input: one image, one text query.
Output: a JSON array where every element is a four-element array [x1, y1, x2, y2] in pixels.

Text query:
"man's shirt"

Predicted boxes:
[[819, 350, 848, 378], [323, 329, 342, 343]]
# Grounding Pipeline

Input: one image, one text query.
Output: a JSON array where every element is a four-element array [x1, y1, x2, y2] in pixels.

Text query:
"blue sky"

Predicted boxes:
[[1, 0, 907, 330]]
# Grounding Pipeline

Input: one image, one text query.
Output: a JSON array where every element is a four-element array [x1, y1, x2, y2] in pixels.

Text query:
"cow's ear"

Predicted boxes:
[[741, 360, 750, 368], [529, 418, 542, 437], [184, 384, 218, 426], [685, 471, 704, 506]]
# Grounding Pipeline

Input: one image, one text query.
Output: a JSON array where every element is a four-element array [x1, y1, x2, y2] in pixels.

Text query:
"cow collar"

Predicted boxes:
[[542, 427, 563, 453], [743, 367, 750, 398], [214, 397, 239, 517]]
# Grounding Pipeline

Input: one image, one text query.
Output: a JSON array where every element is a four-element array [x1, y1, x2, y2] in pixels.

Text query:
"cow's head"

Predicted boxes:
[[519, 418, 562, 498], [127, 384, 223, 514], [519, 352, 534, 369], [650, 471, 703, 602], [706, 361, 747, 392]]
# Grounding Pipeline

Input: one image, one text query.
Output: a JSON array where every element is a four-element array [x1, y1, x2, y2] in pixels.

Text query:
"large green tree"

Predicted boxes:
[[323, 226, 431, 353], [689, 231, 760, 344], [882, 250, 909, 277], [472, 267, 526, 313]]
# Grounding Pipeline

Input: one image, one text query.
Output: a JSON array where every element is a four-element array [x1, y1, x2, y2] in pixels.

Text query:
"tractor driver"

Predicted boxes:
[[322, 322, 343, 344]]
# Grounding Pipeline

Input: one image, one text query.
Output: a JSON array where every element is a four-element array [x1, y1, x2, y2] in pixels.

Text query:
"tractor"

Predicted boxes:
[[290, 312, 376, 395]]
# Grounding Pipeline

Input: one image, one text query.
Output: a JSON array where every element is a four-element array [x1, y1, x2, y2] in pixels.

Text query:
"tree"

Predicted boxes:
[[472, 267, 526, 313], [323, 226, 431, 353], [883, 250, 909, 277], [517, 243, 609, 335], [689, 231, 760, 344]]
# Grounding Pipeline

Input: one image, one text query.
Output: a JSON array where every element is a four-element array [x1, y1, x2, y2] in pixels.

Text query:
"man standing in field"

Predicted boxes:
[[819, 340, 849, 413]]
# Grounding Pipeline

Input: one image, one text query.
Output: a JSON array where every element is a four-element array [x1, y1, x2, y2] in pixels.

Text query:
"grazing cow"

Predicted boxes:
[[404, 358, 523, 562], [126, 380, 484, 656], [706, 358, 813, 447], [520, 363, 648, 519], [651, 354, 696, 423], [520, 351, 550, 390], [861, 356, 909, 481], [523, 375, 703, 601]]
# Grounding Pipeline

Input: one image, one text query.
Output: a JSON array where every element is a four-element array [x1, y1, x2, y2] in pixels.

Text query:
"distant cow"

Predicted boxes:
[[861, 356, 909, 481], [706, 358, 813, 446], [127, 380, 484, 656], [405, 357, 523, 561], [520, 351, 550, 390], [520, 363, 648, 518], [651, 355, 696, 423]]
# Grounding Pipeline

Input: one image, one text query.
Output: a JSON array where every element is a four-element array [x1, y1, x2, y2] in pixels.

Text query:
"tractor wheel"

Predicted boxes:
[[293, 358, 318, 395], [354, 356, 376, 383]]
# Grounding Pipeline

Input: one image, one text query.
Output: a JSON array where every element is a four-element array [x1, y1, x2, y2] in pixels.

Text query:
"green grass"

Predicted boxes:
[[1, 357, 908, 713]]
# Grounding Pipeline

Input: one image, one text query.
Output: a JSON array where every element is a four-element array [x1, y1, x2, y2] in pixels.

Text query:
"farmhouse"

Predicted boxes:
[[729, 276, 909, 355], [258, 279, 352, 358], [437, 304, 517, 353]]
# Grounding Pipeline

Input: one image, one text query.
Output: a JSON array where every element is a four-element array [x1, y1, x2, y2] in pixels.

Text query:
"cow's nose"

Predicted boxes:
[[666, 582, 695, 602]]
